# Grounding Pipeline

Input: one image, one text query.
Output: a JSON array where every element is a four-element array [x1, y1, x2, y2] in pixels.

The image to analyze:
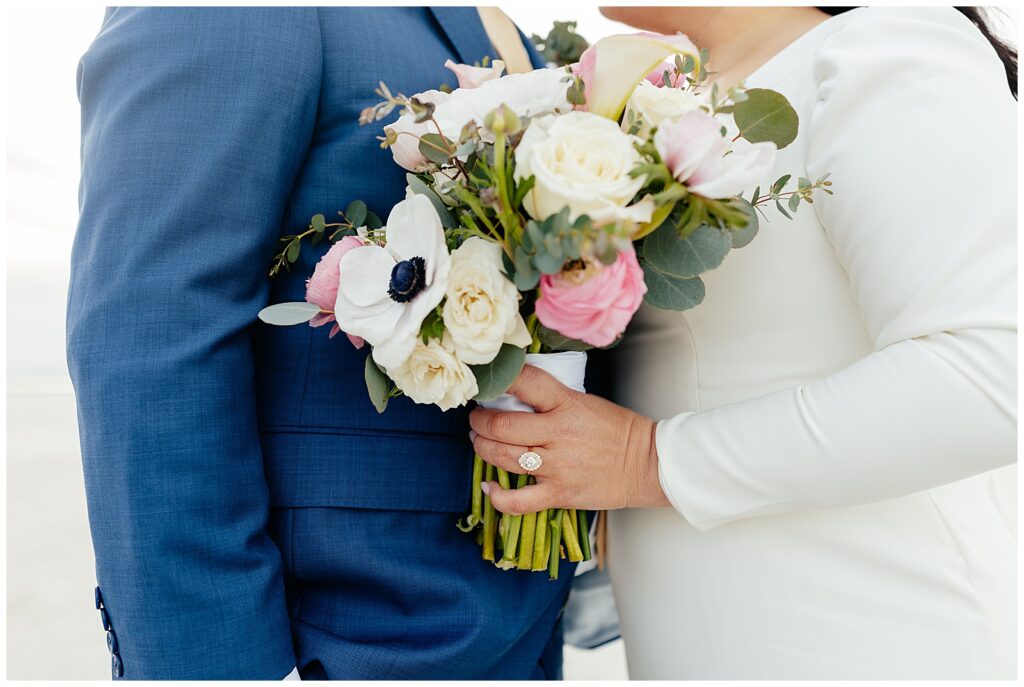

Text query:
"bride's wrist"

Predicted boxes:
[[625, 415, 670, 508]]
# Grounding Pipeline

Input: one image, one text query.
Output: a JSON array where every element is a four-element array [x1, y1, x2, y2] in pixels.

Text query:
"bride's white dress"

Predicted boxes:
[[609, 7, 1016, 679]]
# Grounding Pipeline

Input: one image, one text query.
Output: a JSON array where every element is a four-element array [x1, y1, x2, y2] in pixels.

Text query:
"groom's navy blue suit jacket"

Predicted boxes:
[[68, 8, 576, 679]]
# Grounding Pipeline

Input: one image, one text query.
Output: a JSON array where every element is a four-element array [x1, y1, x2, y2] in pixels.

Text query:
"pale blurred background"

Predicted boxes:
[[5, 3, 1017, 680]]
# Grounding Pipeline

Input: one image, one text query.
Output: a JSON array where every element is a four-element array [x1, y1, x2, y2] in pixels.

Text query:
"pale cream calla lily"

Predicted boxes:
[[574, 32, 702, 121]]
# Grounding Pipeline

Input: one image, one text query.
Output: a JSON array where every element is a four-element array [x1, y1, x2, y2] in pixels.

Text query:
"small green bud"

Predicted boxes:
[[485, 103, 521, 135]]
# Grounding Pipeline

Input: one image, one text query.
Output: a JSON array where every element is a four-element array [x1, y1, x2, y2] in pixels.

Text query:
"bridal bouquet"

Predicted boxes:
[[260, 32, 829, 579]]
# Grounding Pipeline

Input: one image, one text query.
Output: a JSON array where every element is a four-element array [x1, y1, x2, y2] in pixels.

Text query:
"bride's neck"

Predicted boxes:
[[668, 7, 830, 90]]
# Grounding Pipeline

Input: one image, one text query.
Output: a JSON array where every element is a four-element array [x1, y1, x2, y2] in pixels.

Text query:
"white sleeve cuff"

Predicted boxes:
[[655, 413, 701, 525], [283, 666, 301, 680]]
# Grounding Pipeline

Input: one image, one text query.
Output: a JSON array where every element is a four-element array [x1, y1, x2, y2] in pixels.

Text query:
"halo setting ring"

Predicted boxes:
[[518, 450, 543, 474]]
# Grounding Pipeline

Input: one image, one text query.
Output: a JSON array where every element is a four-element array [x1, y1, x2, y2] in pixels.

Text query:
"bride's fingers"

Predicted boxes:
[[504, 364, 574, 414], [471, 434, 530, 475], [468, 407, 551, 446], [481, 480, 559, 515]]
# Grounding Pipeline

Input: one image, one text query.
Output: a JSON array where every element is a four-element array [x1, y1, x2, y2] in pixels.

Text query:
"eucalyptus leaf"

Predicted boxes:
[[775, 198, 792, 220], [258, 301, 322, 326], [471, 344, 526, 401], [406, 173, 457, 228], [364, 355, 391, 414], [418, 133, 451, 165], [365, 210, 383, 230], [537, 325, 594, 352], [311, 213, 326, 233], [729, 198, 759, 249], [732, 88, 799, 149], [345, 200, 367, 228], [642, 222, 731, 279], [788, 194, 800, 213], [286, 240, 301, 263], [641, 262, 706, 311]]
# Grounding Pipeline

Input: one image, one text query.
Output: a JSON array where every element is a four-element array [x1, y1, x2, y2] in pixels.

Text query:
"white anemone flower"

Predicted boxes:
[[335, 194, 451, 370]]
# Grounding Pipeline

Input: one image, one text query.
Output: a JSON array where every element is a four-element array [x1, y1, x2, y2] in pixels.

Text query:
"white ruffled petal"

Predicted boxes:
[[338, 245, 394, 307], [334, 290, 404, 345], [372, 329, 418, 370], [385, 194, 445, 270], [688, 141, 777, 199]]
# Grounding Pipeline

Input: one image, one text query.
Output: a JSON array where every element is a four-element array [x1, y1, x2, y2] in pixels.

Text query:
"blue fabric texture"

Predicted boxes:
[[68, 7, 573, 679]]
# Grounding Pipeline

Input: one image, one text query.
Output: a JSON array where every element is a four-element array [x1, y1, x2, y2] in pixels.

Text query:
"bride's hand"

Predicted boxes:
[[468, 364, 671, 515]]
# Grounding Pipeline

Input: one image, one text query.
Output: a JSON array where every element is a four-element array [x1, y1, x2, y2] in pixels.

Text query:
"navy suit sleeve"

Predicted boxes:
[[67, 7, 321, 678]]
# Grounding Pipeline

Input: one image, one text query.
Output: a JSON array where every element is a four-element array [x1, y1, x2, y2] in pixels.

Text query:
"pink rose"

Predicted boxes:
[[655, 109, 776, 199], [536, 246, 647, 347], [305, 235, 365, 347], [443, 59, 506, 89]]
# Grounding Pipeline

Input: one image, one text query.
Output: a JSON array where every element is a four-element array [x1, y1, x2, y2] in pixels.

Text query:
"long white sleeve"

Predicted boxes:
[[657, 8, 1017, 531]]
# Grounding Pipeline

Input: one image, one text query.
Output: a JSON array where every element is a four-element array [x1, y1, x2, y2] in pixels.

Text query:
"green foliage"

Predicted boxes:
[[565, 74, 587, 106], [419, 133, 453, 165], [750, 172, 832, 219], [732, 88, 799, 149], [311, 213, 326, 233], [471, 344, 527, 401], [365, 210, 384, 230], [642, 223, 731, 279], [407, 173, 458, 228], [257, 302, 322, 326], [418, 305, 446, 345], [537, 324, 594, 352], [270, 202, 380, 277], [508, 207, 590, 290], [344, 200, 367, 228], [729, 198, 759, 248], [364, 356, 391, 414], [641, 261, 706, 311], [531, 21, 589, 67]]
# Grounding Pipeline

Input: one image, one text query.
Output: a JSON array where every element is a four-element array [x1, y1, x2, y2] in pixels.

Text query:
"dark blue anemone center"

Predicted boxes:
[[388, 256, 427, 303]]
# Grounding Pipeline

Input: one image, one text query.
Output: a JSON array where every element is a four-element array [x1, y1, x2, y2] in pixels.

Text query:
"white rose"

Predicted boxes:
[[386, 68, 571, 172], [624, 80, 702, 138], [443, 237, 531, 365], [389, 335, 479, 411], [514, 111, 652, 226]]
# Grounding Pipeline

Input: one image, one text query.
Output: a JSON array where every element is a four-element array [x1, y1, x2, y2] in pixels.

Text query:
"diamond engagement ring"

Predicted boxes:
[[518, 450, 543, 474]]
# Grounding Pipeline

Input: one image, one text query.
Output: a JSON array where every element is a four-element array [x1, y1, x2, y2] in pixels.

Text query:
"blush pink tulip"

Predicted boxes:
[[536, 247, 647, 347], [305, 235, 365, 347], [655, 109, 777, 199], [443, 59, 506, 89]]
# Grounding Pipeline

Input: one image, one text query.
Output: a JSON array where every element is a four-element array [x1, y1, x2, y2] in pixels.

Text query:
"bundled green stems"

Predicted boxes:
[[467, 453, 591, 579]]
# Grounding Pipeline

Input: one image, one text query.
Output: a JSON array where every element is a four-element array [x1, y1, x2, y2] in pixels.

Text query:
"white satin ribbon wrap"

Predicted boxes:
[[477, 351, 597, 575]]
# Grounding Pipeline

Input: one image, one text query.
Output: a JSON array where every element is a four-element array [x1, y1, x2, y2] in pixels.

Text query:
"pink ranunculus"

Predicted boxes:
[[654, 109, 777, 199], [535, 246, 647, 347], [305, 235, 366, 348], [443, 58, 506, 89]]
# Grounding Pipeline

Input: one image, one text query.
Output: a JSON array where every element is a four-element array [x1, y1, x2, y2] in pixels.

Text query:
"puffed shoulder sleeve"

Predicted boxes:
[[655, 8, 1017, 530]]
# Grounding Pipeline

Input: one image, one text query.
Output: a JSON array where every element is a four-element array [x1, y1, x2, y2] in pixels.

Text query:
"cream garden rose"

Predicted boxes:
[[514, 110, 653, 226], [624, 80, 702, 137], [389, 335, 478, 411], [443, 237, 531, 365]]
